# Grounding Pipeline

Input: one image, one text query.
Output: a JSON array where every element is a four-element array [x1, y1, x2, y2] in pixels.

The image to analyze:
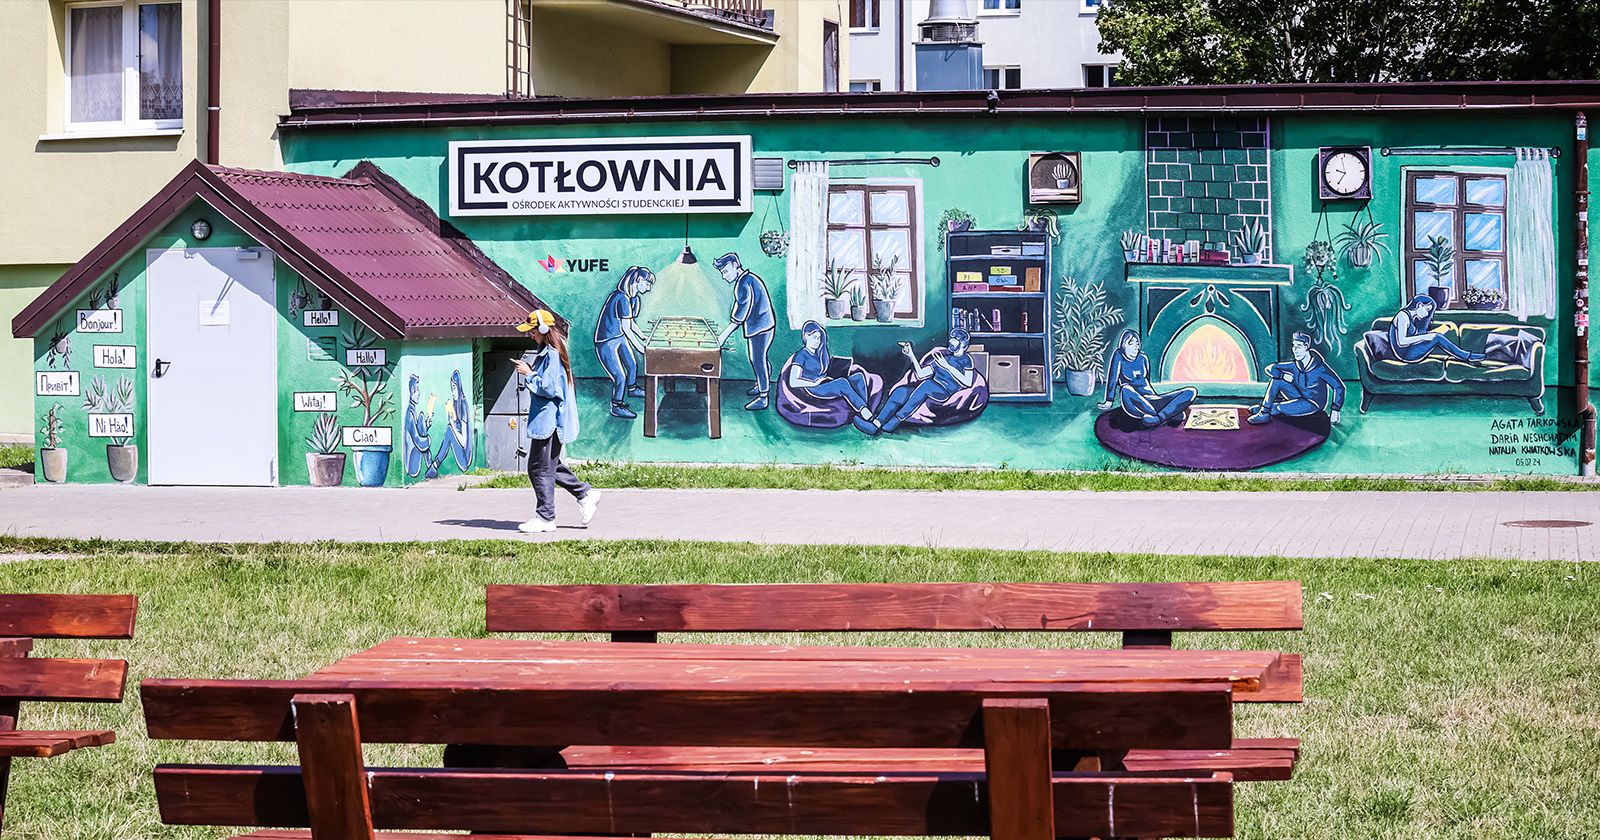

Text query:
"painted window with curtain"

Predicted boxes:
[[66, 0, 182, 130], [826, 182, 922, 322]]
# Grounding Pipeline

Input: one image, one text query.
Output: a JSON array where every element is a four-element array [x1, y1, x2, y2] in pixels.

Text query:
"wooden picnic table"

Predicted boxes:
[[312, 636, 1294, 699]]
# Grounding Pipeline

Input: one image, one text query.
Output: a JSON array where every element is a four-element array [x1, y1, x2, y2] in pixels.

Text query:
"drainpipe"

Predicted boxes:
[[205, 0, 220, 164], [1576, 112, 1594, 475], [895, 0, 905, 91]]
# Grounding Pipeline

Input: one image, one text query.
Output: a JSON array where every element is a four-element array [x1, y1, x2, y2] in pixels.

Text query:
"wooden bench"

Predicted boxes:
[[143, 676, 1239, 839], [485, 581, 1303, 781], [0, 593, 137, 828]]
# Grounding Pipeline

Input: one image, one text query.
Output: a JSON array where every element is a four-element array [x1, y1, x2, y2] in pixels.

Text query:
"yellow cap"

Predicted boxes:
[[516, 309, 556, 334]]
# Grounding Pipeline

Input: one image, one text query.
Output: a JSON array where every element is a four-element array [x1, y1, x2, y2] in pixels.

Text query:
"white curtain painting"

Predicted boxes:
[[785, 161, 830, 328], [1509, 148, 1557, 320], [70, 5, 123, 123]]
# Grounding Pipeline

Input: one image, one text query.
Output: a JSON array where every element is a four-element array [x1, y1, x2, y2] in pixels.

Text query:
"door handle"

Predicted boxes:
[[153, 358, 171, 378]]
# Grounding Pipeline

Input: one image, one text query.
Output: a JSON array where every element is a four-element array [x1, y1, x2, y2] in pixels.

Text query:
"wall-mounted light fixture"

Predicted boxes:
[[191, 219, 212, 241]]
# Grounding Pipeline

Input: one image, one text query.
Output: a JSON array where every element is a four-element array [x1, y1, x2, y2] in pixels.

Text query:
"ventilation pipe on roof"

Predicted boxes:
[[914, 0, 983, 92]]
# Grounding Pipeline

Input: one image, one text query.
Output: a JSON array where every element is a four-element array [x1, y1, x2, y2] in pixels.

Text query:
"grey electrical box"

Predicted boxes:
[[915, 42, 984, 91]]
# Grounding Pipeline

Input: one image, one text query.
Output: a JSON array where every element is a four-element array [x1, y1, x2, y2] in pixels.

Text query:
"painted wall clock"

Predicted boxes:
[[1317, 146, 1372, 200]]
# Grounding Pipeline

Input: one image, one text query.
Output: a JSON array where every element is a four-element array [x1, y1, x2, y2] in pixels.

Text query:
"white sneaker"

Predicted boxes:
[[517, 517, 557, 534], [578, 489, 602, 526]]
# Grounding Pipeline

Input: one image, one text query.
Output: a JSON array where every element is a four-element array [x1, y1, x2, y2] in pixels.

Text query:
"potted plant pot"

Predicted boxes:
[[1427, 286, 1452, 310], [947, 219, 972, 234], [1065, 369, 1097, 397], [824, 297, 849, 320], [106, 444, 138, 483], [1123, 250, 1139, 263], [352, 444, 392, 487], [872, 300, 895, 322], [306, 452, 348, 487], [1025, 216, 1049, 233], [1347, 244, 1375, 268], [1240, 252, 1262, 265], [1469, 299, 1502, 311], [40, 448, 67, 483], [850, 304, 867, 321]]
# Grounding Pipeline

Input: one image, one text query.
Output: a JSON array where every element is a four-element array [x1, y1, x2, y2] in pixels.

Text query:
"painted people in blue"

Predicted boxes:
[[1247, 332, 1345, 426], [1096, 330, 1197, 427], [442, 369, 474, 471], [713, 252, 775, 411], [1390, 295, 1485, 363], [402, 373, 431, 478], [595, 266, 654, 419], [786, 320, 878, 433], [875, 328, 976, 434]]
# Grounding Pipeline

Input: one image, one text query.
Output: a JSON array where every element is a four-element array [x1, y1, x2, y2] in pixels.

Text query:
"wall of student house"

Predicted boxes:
[[275, 110, 1586, 475]]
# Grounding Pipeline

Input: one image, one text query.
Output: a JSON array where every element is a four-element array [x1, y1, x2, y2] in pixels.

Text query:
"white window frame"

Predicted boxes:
[[848, 0, 880, 32], [849, 80, 883, 92], [825, 178, 926, 327], [1082, 63, 1119, 88], [1079, 0, 1103, 15], [64, 0, 183, 134], [983, 66, 1022, 91], [979, 0, 1022, 15]]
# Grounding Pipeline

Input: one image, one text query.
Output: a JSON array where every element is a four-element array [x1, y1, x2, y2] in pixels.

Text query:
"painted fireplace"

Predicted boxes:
[[1126, 263, 1293, 396]]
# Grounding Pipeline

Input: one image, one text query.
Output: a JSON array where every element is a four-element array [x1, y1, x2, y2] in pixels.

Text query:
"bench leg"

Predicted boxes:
[[292, 693, 375, 840], [982, 698, 1054, 840]]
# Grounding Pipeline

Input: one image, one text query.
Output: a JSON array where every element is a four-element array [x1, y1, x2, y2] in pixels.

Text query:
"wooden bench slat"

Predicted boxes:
[[487, 582, 1303, 634], [0, 658, 128, 702], [0, 594, 138, 639], [0, 729, 116, 757], [0, 639, 34, 658], [232, 833, 638, 840], [141, 680, 1233, 751], [156, 766, 1234, 839]]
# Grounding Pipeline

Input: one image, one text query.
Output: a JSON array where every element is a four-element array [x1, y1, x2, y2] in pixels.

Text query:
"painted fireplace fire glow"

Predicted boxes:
[[1165, 319, 1255, 383]]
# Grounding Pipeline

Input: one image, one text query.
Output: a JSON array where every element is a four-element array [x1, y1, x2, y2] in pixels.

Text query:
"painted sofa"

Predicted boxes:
[[1354, 318, 1546, 414]]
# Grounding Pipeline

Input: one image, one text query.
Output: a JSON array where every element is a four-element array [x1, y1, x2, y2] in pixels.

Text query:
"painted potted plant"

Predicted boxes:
[[304, 411, 347, 487], [38, 403, 67, 484], [848, 287, 868, 321], [1018, 209, 1061, 244], [1120, 229, 1142, 263], [83, 375, 137, 483], [1300, 242, 1351, 358], [821, 259, 852, 320], [1461, 287, 1505, 311], [1334, 218, 1389, 268], [1052, 276, 1124, 396], [869, 255, 902, 322], [336, 325, 397, 487], [759, 228, 789, 258], [936, 208, 976, 251], [1424, 235, 1455, 309], [1231, 220, 1267, 264]]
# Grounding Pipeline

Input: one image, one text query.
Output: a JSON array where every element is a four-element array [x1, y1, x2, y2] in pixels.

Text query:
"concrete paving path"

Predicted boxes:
[[1, 482, 1597, 560]]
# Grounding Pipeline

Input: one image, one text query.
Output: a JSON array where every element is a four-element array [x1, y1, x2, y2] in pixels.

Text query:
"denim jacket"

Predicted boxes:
[[524, 346, 580, 443]]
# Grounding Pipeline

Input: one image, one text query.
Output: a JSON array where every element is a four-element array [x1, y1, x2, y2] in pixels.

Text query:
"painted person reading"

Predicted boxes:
[[785, 320, 878, 433]]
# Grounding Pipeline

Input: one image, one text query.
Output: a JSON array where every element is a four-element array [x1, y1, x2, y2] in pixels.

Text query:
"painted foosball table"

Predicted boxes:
[[642, 316, 722, 439]]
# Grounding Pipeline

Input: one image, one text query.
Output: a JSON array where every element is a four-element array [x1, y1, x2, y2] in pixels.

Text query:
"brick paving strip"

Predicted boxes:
[[0, 483, 1595, 561]]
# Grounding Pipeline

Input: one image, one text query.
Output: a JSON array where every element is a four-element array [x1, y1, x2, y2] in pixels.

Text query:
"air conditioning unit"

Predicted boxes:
[[1025, 152, 1082, 204]]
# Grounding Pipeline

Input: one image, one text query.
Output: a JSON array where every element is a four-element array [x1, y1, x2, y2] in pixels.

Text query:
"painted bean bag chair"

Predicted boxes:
[[777, 360, 885, 429], [885, 369, 990, 427]]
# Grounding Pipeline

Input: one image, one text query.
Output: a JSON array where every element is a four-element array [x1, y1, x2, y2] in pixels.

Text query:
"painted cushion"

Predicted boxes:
[[1363, 330, 1395, 360], [1445, 359, 1533, 383], [886, 370, 990, 427], [776, 361, 884, 429], [1482, 330, 1541, 369], [1368, 357, 1447, 383]]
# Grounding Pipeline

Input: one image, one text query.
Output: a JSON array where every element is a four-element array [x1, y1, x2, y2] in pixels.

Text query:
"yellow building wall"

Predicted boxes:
[[287, 0, 504, 95], [530, 8, 673, 97]]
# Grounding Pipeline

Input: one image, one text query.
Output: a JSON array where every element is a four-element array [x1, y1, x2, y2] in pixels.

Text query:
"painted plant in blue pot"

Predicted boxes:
[[336, 324, 397, 487]]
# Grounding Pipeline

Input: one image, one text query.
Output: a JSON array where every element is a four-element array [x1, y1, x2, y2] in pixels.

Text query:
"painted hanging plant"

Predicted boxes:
[[1299, 240, 1351, 357]]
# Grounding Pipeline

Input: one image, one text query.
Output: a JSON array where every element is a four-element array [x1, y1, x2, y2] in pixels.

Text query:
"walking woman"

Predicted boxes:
[[512, 309, 600, 533]]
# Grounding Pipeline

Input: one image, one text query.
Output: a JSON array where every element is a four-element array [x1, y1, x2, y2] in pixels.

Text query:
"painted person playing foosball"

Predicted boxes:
[[1096, 329, 1197, 427]]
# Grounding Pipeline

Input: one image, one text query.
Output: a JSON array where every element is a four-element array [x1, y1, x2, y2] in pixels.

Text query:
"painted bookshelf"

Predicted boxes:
[[945, 230, 1053, 403]]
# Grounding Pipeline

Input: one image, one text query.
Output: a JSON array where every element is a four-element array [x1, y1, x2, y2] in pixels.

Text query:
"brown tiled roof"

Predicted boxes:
[[12, 161, 550, 340]]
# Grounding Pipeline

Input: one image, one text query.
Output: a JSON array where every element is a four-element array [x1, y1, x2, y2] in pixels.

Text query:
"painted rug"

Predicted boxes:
[[1094, 405, 1331, 471]]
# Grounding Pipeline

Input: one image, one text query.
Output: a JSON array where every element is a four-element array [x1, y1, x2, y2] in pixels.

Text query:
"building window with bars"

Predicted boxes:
[[66, 0, 182, 130], [1405, 171, 1509, 311], [827, 183, 923, 322]]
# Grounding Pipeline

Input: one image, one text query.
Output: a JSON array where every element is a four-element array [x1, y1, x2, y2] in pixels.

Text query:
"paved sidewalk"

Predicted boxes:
[[1, 483, 1596, 560]]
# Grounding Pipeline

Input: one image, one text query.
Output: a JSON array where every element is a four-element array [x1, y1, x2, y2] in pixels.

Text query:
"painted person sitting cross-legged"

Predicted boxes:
[[1247, 331, 1344, 426], [1096, 329, 1197, 427]]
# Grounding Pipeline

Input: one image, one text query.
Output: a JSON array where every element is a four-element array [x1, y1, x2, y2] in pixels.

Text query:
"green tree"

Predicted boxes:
[[1097, 0, 1600, 85]]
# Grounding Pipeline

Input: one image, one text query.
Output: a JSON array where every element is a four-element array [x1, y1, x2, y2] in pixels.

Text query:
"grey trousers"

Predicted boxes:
[[526, 434, 591, 522]]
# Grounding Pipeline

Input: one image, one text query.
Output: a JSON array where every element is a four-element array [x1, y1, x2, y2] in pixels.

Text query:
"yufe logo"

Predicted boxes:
[[538, 256, 610, 273]]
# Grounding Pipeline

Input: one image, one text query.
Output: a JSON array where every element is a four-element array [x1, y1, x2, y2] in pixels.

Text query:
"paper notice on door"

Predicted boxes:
[[199, 298, 231, 326]]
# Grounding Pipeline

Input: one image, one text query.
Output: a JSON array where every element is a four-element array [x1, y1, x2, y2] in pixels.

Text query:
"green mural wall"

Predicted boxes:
[[273, 110, 1588, 476]]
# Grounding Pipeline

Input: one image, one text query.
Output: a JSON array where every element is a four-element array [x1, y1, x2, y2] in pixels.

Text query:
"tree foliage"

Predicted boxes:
[[1097, 0, 1600, 85]]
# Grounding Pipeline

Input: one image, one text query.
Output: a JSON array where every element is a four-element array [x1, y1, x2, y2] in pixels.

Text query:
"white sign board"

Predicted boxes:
[[294, 392, 338, 412], [88, 413, 135, 438], [77, 309, 123, 333], [342, 425, 393, 447], [199, 299, 231, 327], [448, 135, 753, 217], [304, 310, 340, 327], [94, 345, 136, 368], [36, 371, 80, 397], [346, 348, 387, 367]]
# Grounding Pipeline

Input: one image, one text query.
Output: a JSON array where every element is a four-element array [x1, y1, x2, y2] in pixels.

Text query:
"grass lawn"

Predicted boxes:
[[471, 461, 1600, 492], [0, 444, 33, 470], [0, 537, 1595, 839]]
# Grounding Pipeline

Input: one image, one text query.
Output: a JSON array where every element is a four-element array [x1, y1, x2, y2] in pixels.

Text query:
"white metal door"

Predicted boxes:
[[147, 247, 278, 485]]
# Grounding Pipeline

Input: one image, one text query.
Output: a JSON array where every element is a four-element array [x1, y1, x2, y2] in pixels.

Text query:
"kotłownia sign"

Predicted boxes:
[[449, 135, 753, 217]]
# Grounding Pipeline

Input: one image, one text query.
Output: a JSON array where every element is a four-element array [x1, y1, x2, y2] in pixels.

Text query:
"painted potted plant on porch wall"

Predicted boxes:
[[1334, 218, 1389, 268], [849, 287, 868, 321], [869, 254, 902, 322], [38, 403, 67, 483], [336, 324, 397, 487], [936, 208, 976, 252], [1424, 235, 1455, 309], [83, 375, 137, 482], [304, 412, 347, 487], [821, 259, 852, 320], [1231, 220, 1267, 264], [1053, 276, 1124, 397]]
